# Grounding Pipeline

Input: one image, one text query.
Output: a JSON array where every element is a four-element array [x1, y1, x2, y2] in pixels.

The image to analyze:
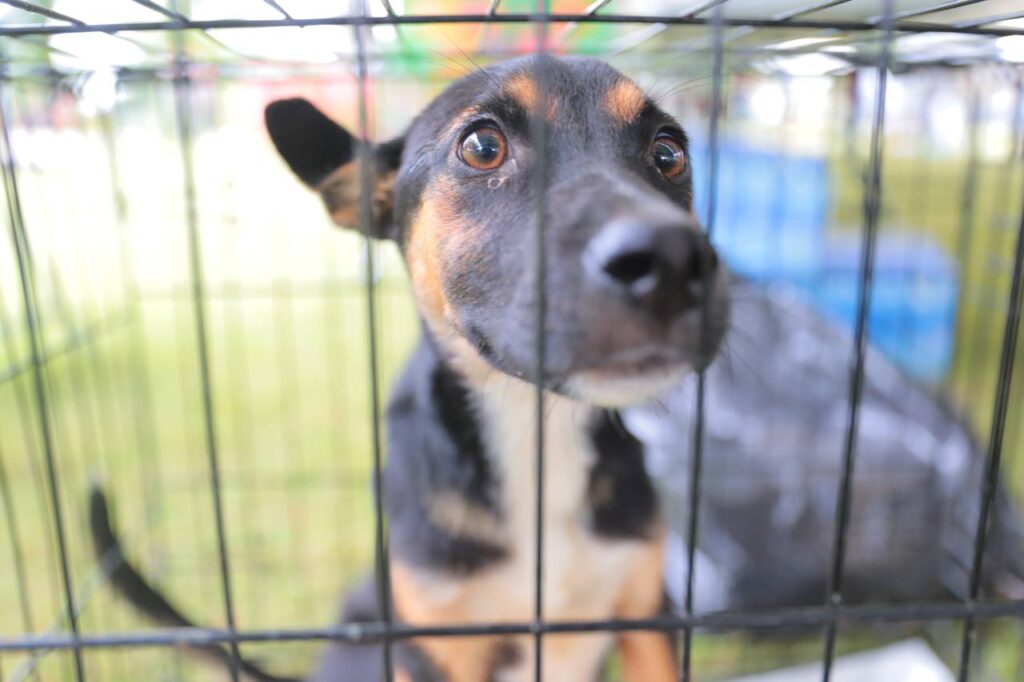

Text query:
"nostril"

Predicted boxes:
[[603, 250, 657, 285]]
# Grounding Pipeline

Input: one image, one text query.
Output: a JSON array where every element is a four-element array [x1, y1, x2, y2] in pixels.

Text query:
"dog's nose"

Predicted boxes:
[[584, 219, 718, 316]]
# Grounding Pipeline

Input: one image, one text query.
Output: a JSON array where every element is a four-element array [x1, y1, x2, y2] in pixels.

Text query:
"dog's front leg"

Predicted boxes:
[[615, 532, 676, 682], [390, 560, 504, 682]]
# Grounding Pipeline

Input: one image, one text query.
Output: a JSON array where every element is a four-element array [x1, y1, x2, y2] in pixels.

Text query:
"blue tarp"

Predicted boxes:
[[689, 140, 958, 383]]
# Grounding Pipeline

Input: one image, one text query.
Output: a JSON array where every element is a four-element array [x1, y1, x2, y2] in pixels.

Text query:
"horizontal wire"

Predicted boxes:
[[0, 14, 1021, 38], [2, 599, 1023, 653], [5, 550, 122, 682], [0, 40, 1001, 80], [1, 0, 177, 61]]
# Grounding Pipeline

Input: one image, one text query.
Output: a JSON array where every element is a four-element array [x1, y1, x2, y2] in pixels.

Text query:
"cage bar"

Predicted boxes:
[[957, 167, 1024, 680], [531, 4, 550, 680], [0, 63, 85, 682], [350, 2, 394, 679], [0, 15, 1020, 38], [168, 18, 242, 682], [0, 596, 1022, 653], [680, 3, 726, 681], [1, 2, 1023, 681], [820, 2, 894, 679]]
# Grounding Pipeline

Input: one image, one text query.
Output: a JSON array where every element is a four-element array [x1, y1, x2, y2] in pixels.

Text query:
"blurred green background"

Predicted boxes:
[[1, 1, 1024, 681]]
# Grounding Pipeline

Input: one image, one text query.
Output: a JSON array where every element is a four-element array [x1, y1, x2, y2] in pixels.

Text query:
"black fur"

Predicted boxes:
[[385, 340, 509, 575], [265, 98, 355, 188], [587, 410, 659, 539]]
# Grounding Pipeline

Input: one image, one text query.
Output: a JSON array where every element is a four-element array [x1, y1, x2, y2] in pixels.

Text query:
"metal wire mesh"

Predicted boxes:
[[0, 1, 1023, 681]]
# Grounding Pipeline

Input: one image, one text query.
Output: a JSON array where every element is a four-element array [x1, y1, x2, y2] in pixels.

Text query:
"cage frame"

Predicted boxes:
[[0, 1, 1023, 682]]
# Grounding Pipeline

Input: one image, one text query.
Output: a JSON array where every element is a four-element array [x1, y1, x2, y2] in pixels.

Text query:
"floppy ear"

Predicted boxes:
[[264, 97, 403, 239]]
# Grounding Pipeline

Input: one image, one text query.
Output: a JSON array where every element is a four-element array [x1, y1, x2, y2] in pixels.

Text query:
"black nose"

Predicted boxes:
[[584, 219, 718, 316]]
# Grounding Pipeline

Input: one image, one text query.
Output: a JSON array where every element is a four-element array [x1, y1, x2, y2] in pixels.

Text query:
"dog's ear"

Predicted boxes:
[[264, 98, 403, 239]]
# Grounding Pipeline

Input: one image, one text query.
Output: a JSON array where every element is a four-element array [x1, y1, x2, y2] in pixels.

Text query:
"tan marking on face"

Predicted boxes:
[[442, 106, 484, 141], [505, 72, 557, 121], [405, 178, 495, 385], [391, 560, 507, 682], [394, 670, 413, 682], [427, 490, 506, 545], [317, 162, 395, 229], [604, 79, 647, 124], [405, 180, 456, 330], [615, 530, 677, 682]]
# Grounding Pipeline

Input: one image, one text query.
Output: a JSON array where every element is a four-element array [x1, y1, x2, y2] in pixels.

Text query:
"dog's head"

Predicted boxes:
[[266, 55, 728, 406]]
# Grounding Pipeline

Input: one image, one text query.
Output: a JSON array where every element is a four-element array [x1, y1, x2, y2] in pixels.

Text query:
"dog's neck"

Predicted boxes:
[[472, 369, 597, 527], [425, 326, 657, 537], [383, 327, 658, 575]]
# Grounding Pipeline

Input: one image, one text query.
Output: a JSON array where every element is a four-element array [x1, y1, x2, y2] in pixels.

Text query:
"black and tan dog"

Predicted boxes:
[[92, 55, 730, 681]]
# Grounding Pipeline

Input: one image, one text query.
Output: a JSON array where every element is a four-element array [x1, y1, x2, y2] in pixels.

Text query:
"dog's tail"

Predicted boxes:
[[89, 486, 301, 682]]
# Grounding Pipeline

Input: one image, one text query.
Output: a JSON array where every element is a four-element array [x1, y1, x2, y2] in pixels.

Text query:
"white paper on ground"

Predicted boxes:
[[729, 639, 954, 682]]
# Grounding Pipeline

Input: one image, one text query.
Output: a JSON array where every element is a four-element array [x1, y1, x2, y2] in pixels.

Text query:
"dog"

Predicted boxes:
[[91, 54, 730, 681]]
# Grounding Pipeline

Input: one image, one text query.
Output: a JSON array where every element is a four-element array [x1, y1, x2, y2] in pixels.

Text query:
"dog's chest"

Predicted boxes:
[[471, 381, 645, 677], [397, 376, 656, 679], [489, 386, 638, 595]]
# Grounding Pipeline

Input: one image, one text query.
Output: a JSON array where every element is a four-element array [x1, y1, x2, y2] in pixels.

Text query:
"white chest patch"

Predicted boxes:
[[416, 376, 650, 681]]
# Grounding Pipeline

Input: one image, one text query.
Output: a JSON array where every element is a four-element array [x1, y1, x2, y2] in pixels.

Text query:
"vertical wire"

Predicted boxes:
[[351, 2, 392, 679], [950, 83, 983, 397], [0, 436, 40, 682], [10, 76, 94, 659], [956, 96, 1024, 682], [205, 85, 263, 626], [271, 233, 307, 620], [959, 80, 1024, 418], [680, 6, 724, 681], [318, 201, 348, 618], [42, 221, 116, 682], [0, 274, 64, 682], [40, 73, 134, 676], [820, 4, 892, 680], [99, 101, 166, 573], [26, 83, 119, 668], [100, 91, 167, 681], [0, 62, 85, 682], [169, 22, 241, 682], [261, 0, 310, 597], [151, 63, 218, 630], [224, 256, 260, 625], [531, 3, 550, 681]]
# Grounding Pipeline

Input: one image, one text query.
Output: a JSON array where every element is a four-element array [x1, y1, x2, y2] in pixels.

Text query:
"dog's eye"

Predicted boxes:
[[459, 125, 507, 170], [651, 132, 686, 178]]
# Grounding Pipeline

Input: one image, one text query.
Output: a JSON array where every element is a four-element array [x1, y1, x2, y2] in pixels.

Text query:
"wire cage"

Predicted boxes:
[[0, 1, 1023, 681]]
